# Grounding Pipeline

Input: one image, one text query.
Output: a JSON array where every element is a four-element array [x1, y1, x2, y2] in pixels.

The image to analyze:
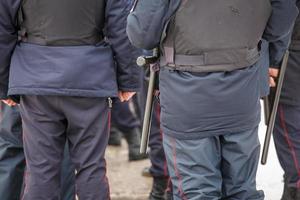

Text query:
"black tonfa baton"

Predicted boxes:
[[261, 51, 289, 165]]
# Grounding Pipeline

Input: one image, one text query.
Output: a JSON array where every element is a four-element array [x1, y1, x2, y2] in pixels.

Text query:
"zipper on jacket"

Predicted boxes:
[[108, 97, 113, 108]]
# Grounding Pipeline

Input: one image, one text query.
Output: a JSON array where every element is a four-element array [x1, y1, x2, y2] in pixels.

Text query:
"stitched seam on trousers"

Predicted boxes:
[[21, 115, 28, 200], [279, 105, 300, 188], [156, 103, 169, 177], [107, 110, 111, 200], [108, 110, 111, 135], [171, 137, 188, 200]]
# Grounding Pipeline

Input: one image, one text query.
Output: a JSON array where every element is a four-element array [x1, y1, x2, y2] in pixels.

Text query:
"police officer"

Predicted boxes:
[[0, 0, 139, 199], [0, 103, 75, 200], [110, 98, 148, 161], [108, 0, 146, 160], [145, 101, 171, 200], [127, 0, 298, 199], [273, 3, 300, 199]]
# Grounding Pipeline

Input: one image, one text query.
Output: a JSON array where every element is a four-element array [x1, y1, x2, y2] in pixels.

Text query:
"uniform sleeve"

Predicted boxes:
[[105, 0, 140, 92], [0, 0, 20, 99], [126, 0, 169, 50], [126, 0, 181, 50], [263, 0, 299, 67]]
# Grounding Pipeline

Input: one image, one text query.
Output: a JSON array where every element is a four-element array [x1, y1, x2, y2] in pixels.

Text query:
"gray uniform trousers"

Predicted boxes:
[[20, 95, 110, 200], [0, 103, 75, 200], [163, 127, 264, 200]]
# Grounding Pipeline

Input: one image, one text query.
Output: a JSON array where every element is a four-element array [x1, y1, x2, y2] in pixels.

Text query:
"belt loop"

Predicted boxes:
[[163, 16, 176, 67], [164, 47, 175, 66]]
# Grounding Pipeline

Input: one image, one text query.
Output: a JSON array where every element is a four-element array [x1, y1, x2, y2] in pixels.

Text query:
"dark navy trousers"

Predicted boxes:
[[274, 104, 300, 188], [0, 103, 75, 200], [148, 100, 168, 178], [0, 104, 25, 200], [111, 98, 140, 132], [163, 127, 264, 200], [20, 96, 110, 200]]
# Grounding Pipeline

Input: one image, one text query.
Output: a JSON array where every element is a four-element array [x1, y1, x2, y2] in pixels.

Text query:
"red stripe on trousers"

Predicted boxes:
[[155, 103, 169, 177], [171, 137, 188, 200], [279, 105, 300, 188]]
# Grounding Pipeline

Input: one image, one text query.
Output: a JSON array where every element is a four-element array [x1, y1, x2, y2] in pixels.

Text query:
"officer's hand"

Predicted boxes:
[[269, 68, 279, 87], [1, 99, 17, 107], [118, 91, 136, 102]]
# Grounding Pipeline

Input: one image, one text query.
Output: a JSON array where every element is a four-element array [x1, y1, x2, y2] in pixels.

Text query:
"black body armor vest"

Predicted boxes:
[[18, 0, 106, 46], [161, 0, 272, 72]]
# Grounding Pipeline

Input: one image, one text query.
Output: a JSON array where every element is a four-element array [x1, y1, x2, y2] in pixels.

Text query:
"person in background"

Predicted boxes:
[[110, 98, 147, 161], [273, 3, 300, 199]]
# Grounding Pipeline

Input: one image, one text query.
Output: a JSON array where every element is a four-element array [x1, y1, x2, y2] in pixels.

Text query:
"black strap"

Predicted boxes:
[[17, 5, 27, 42], [163, 16, 176, 65]]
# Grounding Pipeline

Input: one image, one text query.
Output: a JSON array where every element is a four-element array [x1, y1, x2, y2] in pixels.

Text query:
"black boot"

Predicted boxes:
[[294, 188, 300, 200], [142, 166, 153, 177], [108, 126, 122, 146], [149, 177, 174, 200], [149, 177, 168, 200], [123, 127, 147, 161], [165, 191, 173, 200], [281, 182, 296, 200]]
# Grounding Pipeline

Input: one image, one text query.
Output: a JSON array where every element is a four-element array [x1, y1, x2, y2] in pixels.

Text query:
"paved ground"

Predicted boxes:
[[106, 140, 152, 200], [106, 105, 284, 200]]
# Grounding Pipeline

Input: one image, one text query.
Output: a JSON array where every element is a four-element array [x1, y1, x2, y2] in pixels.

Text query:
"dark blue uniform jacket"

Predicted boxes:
[[0, 0, 139, 99]]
